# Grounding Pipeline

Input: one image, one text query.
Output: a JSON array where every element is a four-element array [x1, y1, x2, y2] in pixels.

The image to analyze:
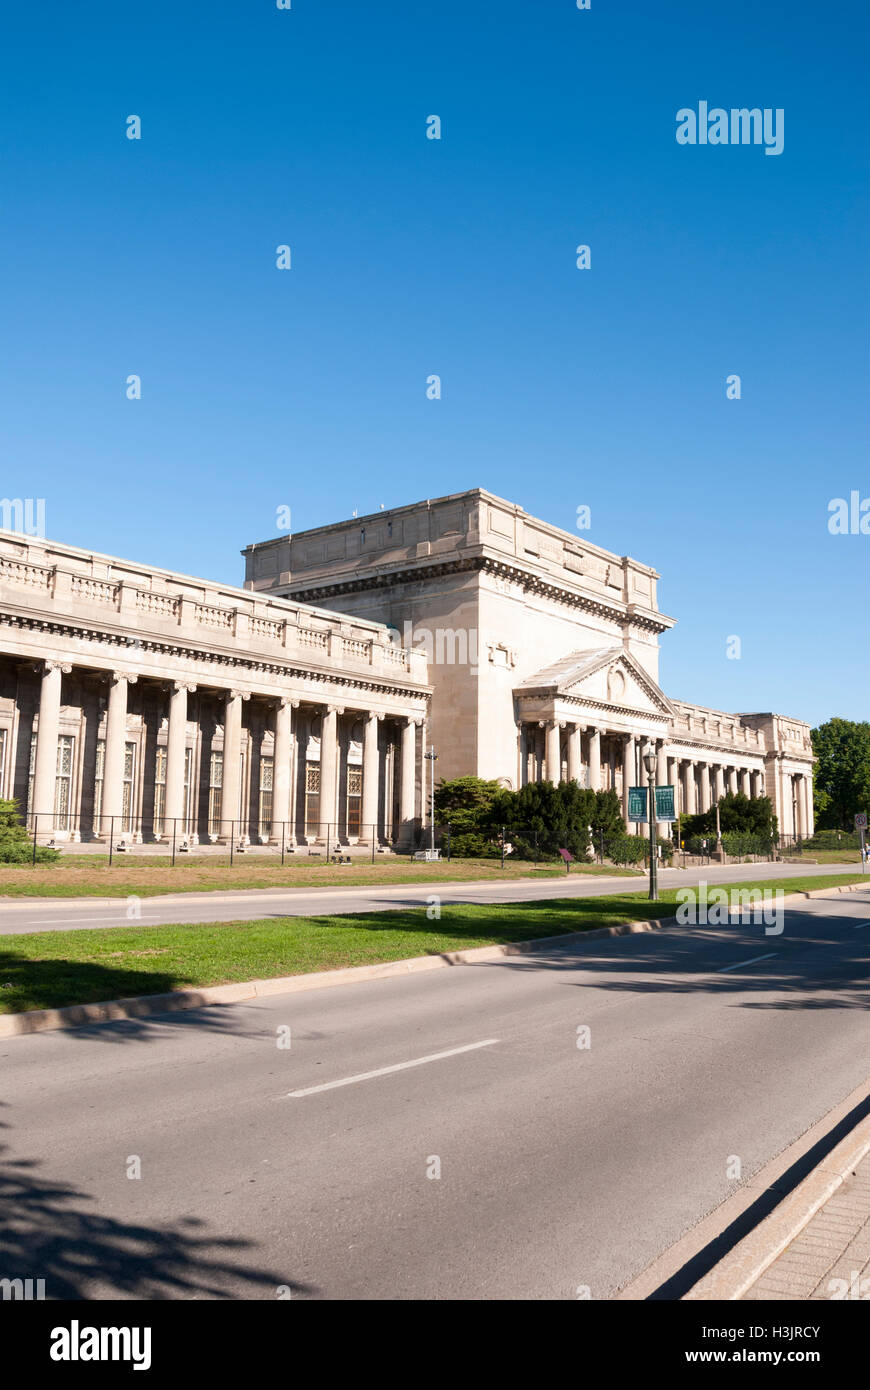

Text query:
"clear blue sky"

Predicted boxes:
[[1, 1, 867, 727]]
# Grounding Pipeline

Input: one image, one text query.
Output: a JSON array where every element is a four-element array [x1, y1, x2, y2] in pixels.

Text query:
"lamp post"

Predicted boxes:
[[424, 748, 438, 852], [643, 748, 658, 901]]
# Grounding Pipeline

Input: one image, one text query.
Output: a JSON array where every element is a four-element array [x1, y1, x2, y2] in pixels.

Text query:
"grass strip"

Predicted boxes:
[[0, 872, 865, 1015]]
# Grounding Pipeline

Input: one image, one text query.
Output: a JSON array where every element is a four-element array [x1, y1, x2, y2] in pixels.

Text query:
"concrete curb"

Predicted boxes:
[[1, 877, 866, 1040], [683, 1109, 870, 1301], [0, 915, 675, 1038]]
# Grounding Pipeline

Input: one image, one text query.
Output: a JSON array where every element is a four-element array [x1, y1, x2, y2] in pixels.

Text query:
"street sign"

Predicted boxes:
[[655, 785, 676, 822], [855, 813, 868, 830], [628, 787, 648, 823], [629, 786, 676, 823]]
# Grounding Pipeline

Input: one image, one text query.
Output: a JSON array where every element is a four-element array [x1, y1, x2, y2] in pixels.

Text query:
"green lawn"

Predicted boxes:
[[1, 872, 865, 1015], [0, 856, 637, 899]]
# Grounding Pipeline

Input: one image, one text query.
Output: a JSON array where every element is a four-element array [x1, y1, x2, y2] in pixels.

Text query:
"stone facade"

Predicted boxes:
[[0, 488, 815, 850], [0, 532, 430, 846], [243, 488, 815, 839]]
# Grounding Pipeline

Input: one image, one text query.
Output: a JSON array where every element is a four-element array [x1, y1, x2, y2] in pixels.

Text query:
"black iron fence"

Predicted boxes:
[[10, 811, 858, 871], [19, 814, 417, 868]]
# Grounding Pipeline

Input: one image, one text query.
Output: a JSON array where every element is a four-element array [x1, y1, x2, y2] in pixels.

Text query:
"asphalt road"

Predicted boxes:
[[2, 885, 869, 1299], [0, 859, 864, 933]]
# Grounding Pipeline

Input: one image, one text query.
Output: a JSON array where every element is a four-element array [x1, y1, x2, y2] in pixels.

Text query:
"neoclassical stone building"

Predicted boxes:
[[244, 488, 815, 840], [0, 487, 814, 849], [0, 532, 430, 846]]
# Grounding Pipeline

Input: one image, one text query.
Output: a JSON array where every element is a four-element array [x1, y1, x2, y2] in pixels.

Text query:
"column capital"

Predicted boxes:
[[172, 681, 197, 694], [325, 704, 345, 717], [404, 714, 423, 727], [43, 660, 72, 675], [107, 671, 138, 686], [226, 688, 249, 702]]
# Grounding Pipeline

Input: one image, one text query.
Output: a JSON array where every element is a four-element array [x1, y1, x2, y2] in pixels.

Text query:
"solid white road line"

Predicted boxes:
[[286, 1039, 500, 1098], [715, 952, 779, 974]]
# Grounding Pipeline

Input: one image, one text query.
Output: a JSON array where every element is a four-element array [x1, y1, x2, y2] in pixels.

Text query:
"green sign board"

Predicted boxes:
[[628, 786, 676, 823], [628, 787, 648, 822], [655, 785, 676, 822]]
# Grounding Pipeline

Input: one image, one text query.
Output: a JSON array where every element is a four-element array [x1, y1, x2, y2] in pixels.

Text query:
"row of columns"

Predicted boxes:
[[30, 662, 422, 844], [528, 719, 772, 833]]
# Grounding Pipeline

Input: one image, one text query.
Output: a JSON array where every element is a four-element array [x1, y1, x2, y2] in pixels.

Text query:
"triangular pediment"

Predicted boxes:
[[515, 647, 675, 716]]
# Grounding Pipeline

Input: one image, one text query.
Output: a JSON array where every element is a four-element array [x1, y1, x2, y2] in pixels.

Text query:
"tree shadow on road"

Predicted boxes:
[[0, 1117, 314, 1299], [470, 907, 870, 1010]]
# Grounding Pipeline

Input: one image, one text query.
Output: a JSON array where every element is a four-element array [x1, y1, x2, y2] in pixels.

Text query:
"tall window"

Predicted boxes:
[[93, 740, 105, 832], [54, 736, 74, 832], [153, 747, 167, 835], [122, 742, 136, 832], [304, 763, 320, 837], [208, 751, 223, 837], [153, 746, 193, 834], [347, 766, 362, 837], [27, 733, 36, 823], [183, 746, 193, 834], [258, 757, 273, 839], [93, 740, 136, 833]]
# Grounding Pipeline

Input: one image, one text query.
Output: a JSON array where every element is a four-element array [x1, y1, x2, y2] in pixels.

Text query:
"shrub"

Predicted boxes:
[[0, 799, 60, 863]]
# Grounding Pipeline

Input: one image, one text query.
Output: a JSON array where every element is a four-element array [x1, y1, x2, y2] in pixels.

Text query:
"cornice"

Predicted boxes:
[[283, 555, 673, 636], [0, 612, 431, 704], [517, 692, 671, 724]]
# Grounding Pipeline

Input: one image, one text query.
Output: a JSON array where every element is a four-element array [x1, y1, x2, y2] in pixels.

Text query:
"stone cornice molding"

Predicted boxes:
[[285, 555, 674, 637], [0, 613, 430, 704], [519, 693, 670, 725]]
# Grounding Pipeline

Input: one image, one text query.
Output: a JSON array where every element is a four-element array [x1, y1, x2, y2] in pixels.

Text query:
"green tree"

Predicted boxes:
[[811, 718, 870, 830], [433, 776, 504, 856], [0, 798, 60, 863], [680, 792, 777, 844]]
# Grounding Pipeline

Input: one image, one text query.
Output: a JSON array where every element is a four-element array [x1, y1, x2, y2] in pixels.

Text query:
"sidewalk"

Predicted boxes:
[[742, 1151, 870, 1300], [684, 1106, 870, 1301]]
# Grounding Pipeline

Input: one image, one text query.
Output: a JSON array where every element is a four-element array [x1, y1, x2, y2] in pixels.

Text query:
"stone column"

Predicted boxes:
[[741, 768, 752, 798], [31, 661, 68, 825], [567, 724, 582, 784], [656, 742, 668, 835], [803, 772, 814, 835], [319, 706, 341, 839], [165, 682, 194, 829], [361, 710, 381, 843], [398, 717, 417, 847], [728, 767, 739, 796], [587, 726, 601, 791], [700, 763, 711, 813], [220, 689, 246, 838], [667, 757, 679, 817], [622, 734, 636, 832], [684, 760, 697, 815], [271, 698, 294, 842], [101, 672, 137, 835], [517, 723, 527, 788], [546, 720, 563, 785], [751, 769, 764, 799], [713, 765, 725, 804]]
